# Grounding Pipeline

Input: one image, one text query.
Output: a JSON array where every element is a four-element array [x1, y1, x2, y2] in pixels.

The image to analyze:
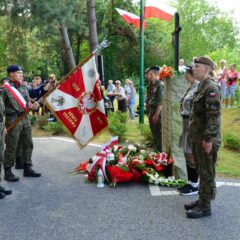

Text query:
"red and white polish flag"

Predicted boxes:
[[144, 0, 177, 21], [45, 56, 108, 147], [116, 8, 146, 29]]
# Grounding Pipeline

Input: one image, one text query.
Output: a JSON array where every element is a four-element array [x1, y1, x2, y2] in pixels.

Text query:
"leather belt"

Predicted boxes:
[[182, 115, 189, 119]]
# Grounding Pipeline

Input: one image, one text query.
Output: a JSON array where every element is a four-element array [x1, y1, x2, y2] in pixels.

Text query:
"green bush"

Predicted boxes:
[[138, 123, 154, 143], [37, 115, 49, 130], [29, 114, 38, 126], [42, 121, 65, 135], [107, 111, 128, 141], [223, 133, 240, 151]]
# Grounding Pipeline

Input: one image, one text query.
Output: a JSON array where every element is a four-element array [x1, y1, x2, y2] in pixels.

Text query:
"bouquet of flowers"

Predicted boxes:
[[74, 137, 186, 187], [159, 65, 173, 80]]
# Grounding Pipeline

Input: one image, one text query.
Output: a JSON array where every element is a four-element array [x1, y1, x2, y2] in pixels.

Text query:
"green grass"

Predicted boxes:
[[216, 107, 240, 178], [217, 148, 240, 178]]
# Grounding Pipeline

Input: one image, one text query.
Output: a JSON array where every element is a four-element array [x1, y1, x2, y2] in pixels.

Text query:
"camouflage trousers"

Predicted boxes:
[[4, 117, 33, 168], [148, 111, 162, 152], [192, 142, 218, 208], [0, 123, 5, 175]]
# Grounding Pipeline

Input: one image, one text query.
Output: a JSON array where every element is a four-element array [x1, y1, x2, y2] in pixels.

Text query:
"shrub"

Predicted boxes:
[[37, 115, 49, 130], [138, 123, 154, 143], [107, 111, 128, 141], [29, 114, 38, 126], [223, 133, 240, 151], [42, 121, 65, 135]]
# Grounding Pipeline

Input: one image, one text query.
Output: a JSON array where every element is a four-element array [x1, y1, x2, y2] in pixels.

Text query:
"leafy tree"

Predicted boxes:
[[176, 0, 239, 63]]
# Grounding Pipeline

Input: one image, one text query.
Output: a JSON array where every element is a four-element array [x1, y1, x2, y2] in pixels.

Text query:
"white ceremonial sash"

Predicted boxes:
[[3, 82, 27, 111]]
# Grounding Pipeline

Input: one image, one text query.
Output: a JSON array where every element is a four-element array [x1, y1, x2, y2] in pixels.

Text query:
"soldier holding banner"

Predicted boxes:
[[2, 65, 41, 182]]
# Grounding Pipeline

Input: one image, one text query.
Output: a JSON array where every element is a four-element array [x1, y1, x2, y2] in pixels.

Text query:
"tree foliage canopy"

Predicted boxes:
[[0, 0, 239, 84]]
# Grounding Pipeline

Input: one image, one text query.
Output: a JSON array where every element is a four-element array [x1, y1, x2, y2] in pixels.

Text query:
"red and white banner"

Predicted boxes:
[[45, 56, 108, 147], [3, 82, 27, 111], [144, 0, 177, 21], [116, 8, 146, 29]]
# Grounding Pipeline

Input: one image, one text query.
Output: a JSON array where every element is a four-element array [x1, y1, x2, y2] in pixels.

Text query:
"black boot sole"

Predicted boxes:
[[186, 210, 212, 218], [0, 189, 12, 195], [0, 193, 5, 199], [23, 173, 41, 177], [4, 177, 19, 182]]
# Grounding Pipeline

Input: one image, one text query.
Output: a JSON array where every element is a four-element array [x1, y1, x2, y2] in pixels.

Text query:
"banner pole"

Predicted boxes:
[[6, 50, 98, 133], [139, 0, 145, 124]]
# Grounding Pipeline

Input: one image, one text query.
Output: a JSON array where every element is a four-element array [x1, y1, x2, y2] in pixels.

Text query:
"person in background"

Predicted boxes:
[[217, 59, 227, 104], [178, 64, 199, 196], [128, 81, 136, 120], [124, 79, 131, 99], [146, 66, 164, 152], [107, 80, 115, 110], [1, 77, 9, 84], [106, 80, 127, 112], [179, 59, 186, 74], [224, 63, 239, 108]]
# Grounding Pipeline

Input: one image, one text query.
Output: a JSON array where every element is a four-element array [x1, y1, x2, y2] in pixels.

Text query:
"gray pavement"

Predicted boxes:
[[0, 137, 240, 240]]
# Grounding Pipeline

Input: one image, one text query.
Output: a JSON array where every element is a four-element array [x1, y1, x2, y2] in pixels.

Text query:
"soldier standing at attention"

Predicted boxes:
[[0, 86, 12, 198], [185, 57, 221, 218], [146, 66, 164, 152], [2, 65, 41, 182]]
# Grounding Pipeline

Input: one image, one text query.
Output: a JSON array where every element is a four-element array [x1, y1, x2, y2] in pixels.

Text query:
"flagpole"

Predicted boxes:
[[6, 47, 105, 133], [139, 0, 145, 124]]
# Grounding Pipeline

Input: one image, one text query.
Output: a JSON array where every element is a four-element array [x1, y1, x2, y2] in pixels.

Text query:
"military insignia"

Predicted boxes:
[[51, 96, 65, 106], [78, 92, 97, 115]]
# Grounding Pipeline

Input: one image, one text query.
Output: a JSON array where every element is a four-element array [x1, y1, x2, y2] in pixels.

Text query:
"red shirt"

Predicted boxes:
[[225, 69, 239, 87]]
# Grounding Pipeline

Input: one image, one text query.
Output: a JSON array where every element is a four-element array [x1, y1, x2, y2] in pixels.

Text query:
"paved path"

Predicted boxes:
[[0, 137, 240, 240]]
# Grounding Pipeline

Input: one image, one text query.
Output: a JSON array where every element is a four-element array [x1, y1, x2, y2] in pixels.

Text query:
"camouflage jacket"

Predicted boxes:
[[146, 80, 164, 114], [189, 78, 221, 147], [2, 81, 30, 126], [0, 89, 5, 123]]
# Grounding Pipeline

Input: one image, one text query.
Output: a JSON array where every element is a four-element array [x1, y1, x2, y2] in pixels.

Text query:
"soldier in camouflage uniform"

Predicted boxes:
[[0, 86, 12, 198], [146, 66, 164, 152], [2, 65, 41, 182], [185, 57, 221, 218]]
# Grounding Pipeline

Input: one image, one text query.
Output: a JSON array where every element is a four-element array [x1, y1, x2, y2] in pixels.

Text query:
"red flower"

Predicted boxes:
[[159, 66, 173, 80], [106, 165, 133, 183]]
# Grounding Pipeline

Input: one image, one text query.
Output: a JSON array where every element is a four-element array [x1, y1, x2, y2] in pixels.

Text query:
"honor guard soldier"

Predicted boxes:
[[185, 57, 221, 218], [0, 83, 12, 198], [145, 66, 164, 152], [2, 65, 41, 182]]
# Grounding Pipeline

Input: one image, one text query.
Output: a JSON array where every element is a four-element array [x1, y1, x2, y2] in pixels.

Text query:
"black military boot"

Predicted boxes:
[[23, 164, 41, 177], [186, 206, 212, 218], [0, 191, 5, 199], [0, 185, 12, 195], [15, 157, 23, 169], [4, 167, 20, 182], [184, 200, 199, 210]]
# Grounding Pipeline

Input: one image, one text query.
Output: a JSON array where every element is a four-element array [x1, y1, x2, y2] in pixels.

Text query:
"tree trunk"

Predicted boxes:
[[87, 0, 98, 52], [75, 33, 81, 64], [59, 23, 76, 71]]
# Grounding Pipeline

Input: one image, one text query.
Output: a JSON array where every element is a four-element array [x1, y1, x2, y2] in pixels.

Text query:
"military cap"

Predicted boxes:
[[194, 57, 214, 70], [149, 66, 160, 71], [7, 64, 22, 73]]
